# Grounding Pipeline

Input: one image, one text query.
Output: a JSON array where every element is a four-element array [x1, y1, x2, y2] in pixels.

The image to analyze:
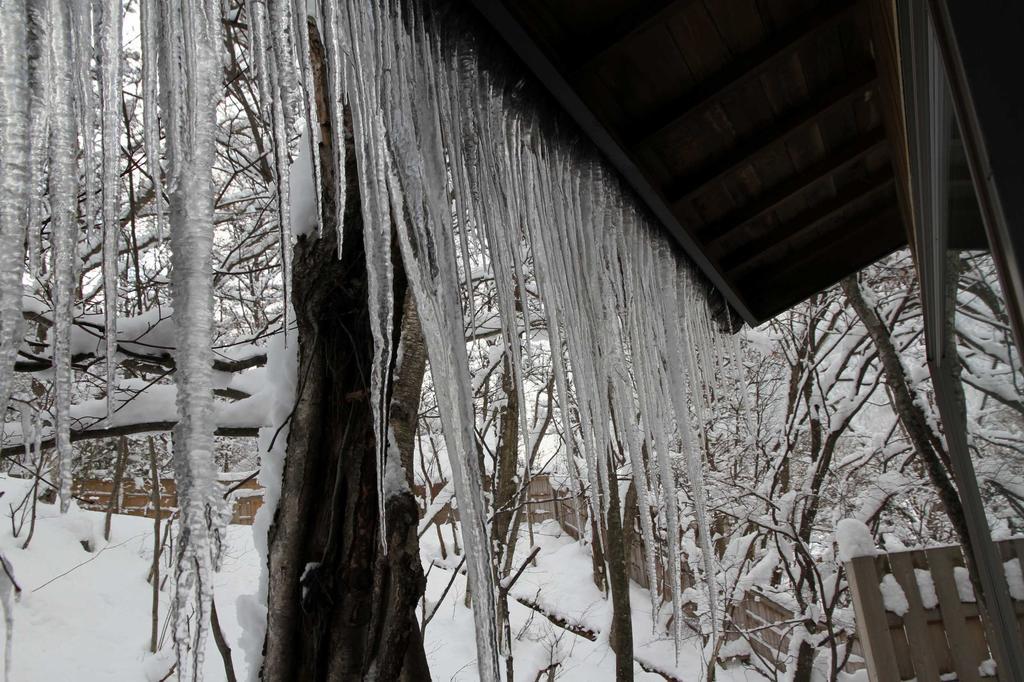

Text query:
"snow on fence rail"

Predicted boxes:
[[71, 473, 263, 525], [845, 537, 1024, 681]]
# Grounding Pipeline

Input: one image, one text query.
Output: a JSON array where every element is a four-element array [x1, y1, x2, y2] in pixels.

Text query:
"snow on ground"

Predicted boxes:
[[0, 474, 257, 681], [0, 475, 758, 681], [420, 519, 758, 682]]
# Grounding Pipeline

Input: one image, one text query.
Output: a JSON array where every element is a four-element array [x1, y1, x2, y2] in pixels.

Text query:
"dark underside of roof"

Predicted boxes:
[[471, 0, 913, 325]]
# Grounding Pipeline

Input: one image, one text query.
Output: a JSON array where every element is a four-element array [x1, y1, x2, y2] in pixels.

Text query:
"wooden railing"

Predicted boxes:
[[846, 538, 1024, 681]]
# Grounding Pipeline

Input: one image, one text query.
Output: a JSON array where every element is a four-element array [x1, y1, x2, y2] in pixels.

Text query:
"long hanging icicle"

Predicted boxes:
[[0, 0, 31, 427], [71, 0, 96, 251], [317, 0, 347, 257], [47, 0, 77, 515], [351, 0, 397, 549], [657, 252, 721, 648], [99, 0, 122, 421], [140, 0, 163, 241], [627, 267, 686, 652], [363, 1, 502, 676], [159, 0, 224, 675], [289, 0, 323, 238], [292, 0, 736, 675], [266, 0, 298, 340], [25, 0, 50, 280]]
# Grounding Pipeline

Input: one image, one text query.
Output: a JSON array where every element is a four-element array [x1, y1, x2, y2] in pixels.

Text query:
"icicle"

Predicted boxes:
[[610, 374, 661, 620], [255, 0, 295, 341], [317, 0, 347, 256], [99, 0, 122, 422], [247, 0, 296, 338], [338, 0, 396, 551], [0, 0, 31, 426], [159, 0, 224, 675], [267, 0, 300, 131], [437, 52, 479, 340], [47, 0, 78, 515], [470, 92, 534, 541], [25, 0, 50, 280], [326, 0, 737, 673], [71, 0, 96, 249], [659, 253, 720, 648], [290, 0, 324, 238], [627, 270, 686, 653], [364, 2, 501, 676], [140, 0, 164, 241], [727, 317, 756, 444]]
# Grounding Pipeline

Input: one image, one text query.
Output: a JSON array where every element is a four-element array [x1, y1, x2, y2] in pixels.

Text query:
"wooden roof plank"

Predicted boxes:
[[632, 0, 860, 147], [722, 169, 894, 273], [742, 205, 904, 319], [568, 0, 705, 73], [666, 66, 878, 205], [699, 127, 887, 247]]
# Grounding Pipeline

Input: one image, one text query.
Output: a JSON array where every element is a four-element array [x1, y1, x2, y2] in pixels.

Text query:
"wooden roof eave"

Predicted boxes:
[[866, 0, 917, 252], [468, 0, 761, 325]]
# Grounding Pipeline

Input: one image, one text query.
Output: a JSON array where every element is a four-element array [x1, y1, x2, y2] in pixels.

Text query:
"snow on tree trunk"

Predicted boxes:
[[159, 0, 224, 676]]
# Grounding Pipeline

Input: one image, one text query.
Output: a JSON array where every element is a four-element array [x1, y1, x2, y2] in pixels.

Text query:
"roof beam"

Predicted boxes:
[[723, 170, 895, 276], [631, 0, 860, 148], [700, 127, 887, 248], [665, 67, 878, 206], [567, 0, 704, 74]]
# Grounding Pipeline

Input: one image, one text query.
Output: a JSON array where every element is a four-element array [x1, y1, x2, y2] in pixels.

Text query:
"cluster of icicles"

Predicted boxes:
[[0, 0, 223, 677], [0, 0, 748, 677]]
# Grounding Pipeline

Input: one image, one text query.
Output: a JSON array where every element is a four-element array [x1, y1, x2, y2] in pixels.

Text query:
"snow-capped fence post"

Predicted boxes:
[[844, 538, 1024, 681], [845, 554, 901, 681]]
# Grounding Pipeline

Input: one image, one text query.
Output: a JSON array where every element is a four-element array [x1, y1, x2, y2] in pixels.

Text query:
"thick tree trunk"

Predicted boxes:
[[261, 25, 429, 681]]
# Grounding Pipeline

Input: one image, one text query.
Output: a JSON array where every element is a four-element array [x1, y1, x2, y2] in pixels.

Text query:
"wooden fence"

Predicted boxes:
[[73, 474, 264, 525], [725, 590, 799, 671], [846, 538, 1024, 681]]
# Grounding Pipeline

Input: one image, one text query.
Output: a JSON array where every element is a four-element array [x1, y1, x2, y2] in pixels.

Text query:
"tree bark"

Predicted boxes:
[[149, 436, 161, 654], [492, 354, 520, 576], [104, 436, 129, 542], [491, 354, 520, 679], [604, 466, 634, 682], [260, 24, 429, 681], [841, 277, 972, 559]]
